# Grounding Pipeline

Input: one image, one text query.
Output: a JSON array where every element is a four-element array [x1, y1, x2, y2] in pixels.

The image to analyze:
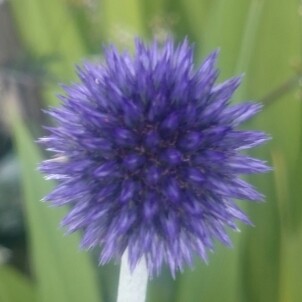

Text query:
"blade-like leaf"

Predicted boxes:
[[0, 266, 37, 302], [176, 234, 245, 302], [9, 0, 88, 107], [12, 117, 101, 302], [97, 0, 145, 48], [243, 0, 302, 301]]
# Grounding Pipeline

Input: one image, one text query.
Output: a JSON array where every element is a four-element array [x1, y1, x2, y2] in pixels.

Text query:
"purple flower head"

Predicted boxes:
[[39, 38, 270, 277]]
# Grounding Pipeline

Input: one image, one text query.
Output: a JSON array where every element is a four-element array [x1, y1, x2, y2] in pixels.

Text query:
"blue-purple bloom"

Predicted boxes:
[[39, 38, 270, 277]]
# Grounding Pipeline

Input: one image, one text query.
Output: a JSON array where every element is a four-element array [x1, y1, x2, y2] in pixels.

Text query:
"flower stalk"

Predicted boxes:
[[117, 250, 148, 302]]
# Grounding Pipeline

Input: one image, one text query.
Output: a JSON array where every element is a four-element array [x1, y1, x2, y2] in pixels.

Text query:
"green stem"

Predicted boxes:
[[261, 72, 302, 106]]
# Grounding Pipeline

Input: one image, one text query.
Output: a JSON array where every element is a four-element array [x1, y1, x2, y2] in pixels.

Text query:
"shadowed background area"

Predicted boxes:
[[0, 0, 301, 301]]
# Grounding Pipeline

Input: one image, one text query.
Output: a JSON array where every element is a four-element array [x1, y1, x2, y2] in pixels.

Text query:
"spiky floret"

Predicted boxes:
[[39, 38, 270, 277]]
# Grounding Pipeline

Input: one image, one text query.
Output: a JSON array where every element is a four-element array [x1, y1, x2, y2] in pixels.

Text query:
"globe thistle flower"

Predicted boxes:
[[39, 38, 270, 277]]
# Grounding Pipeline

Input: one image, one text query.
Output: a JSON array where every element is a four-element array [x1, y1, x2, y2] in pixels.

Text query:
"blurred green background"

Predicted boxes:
[[0, 0, 301, 301]]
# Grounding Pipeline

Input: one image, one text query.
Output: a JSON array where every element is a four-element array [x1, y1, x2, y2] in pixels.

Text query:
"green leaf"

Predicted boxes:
[[0, 266, 37, 302], [241, 0, 302, 301], [9, 0, 88, 107], [279, 225, 302, 302], [9, 0, 87, 78], [98, 0, 146, 48], [148, 270, 177, 302], [176, 0, 212, 44], [176, 231, 246, 302], [11, 117, 101, 302]]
